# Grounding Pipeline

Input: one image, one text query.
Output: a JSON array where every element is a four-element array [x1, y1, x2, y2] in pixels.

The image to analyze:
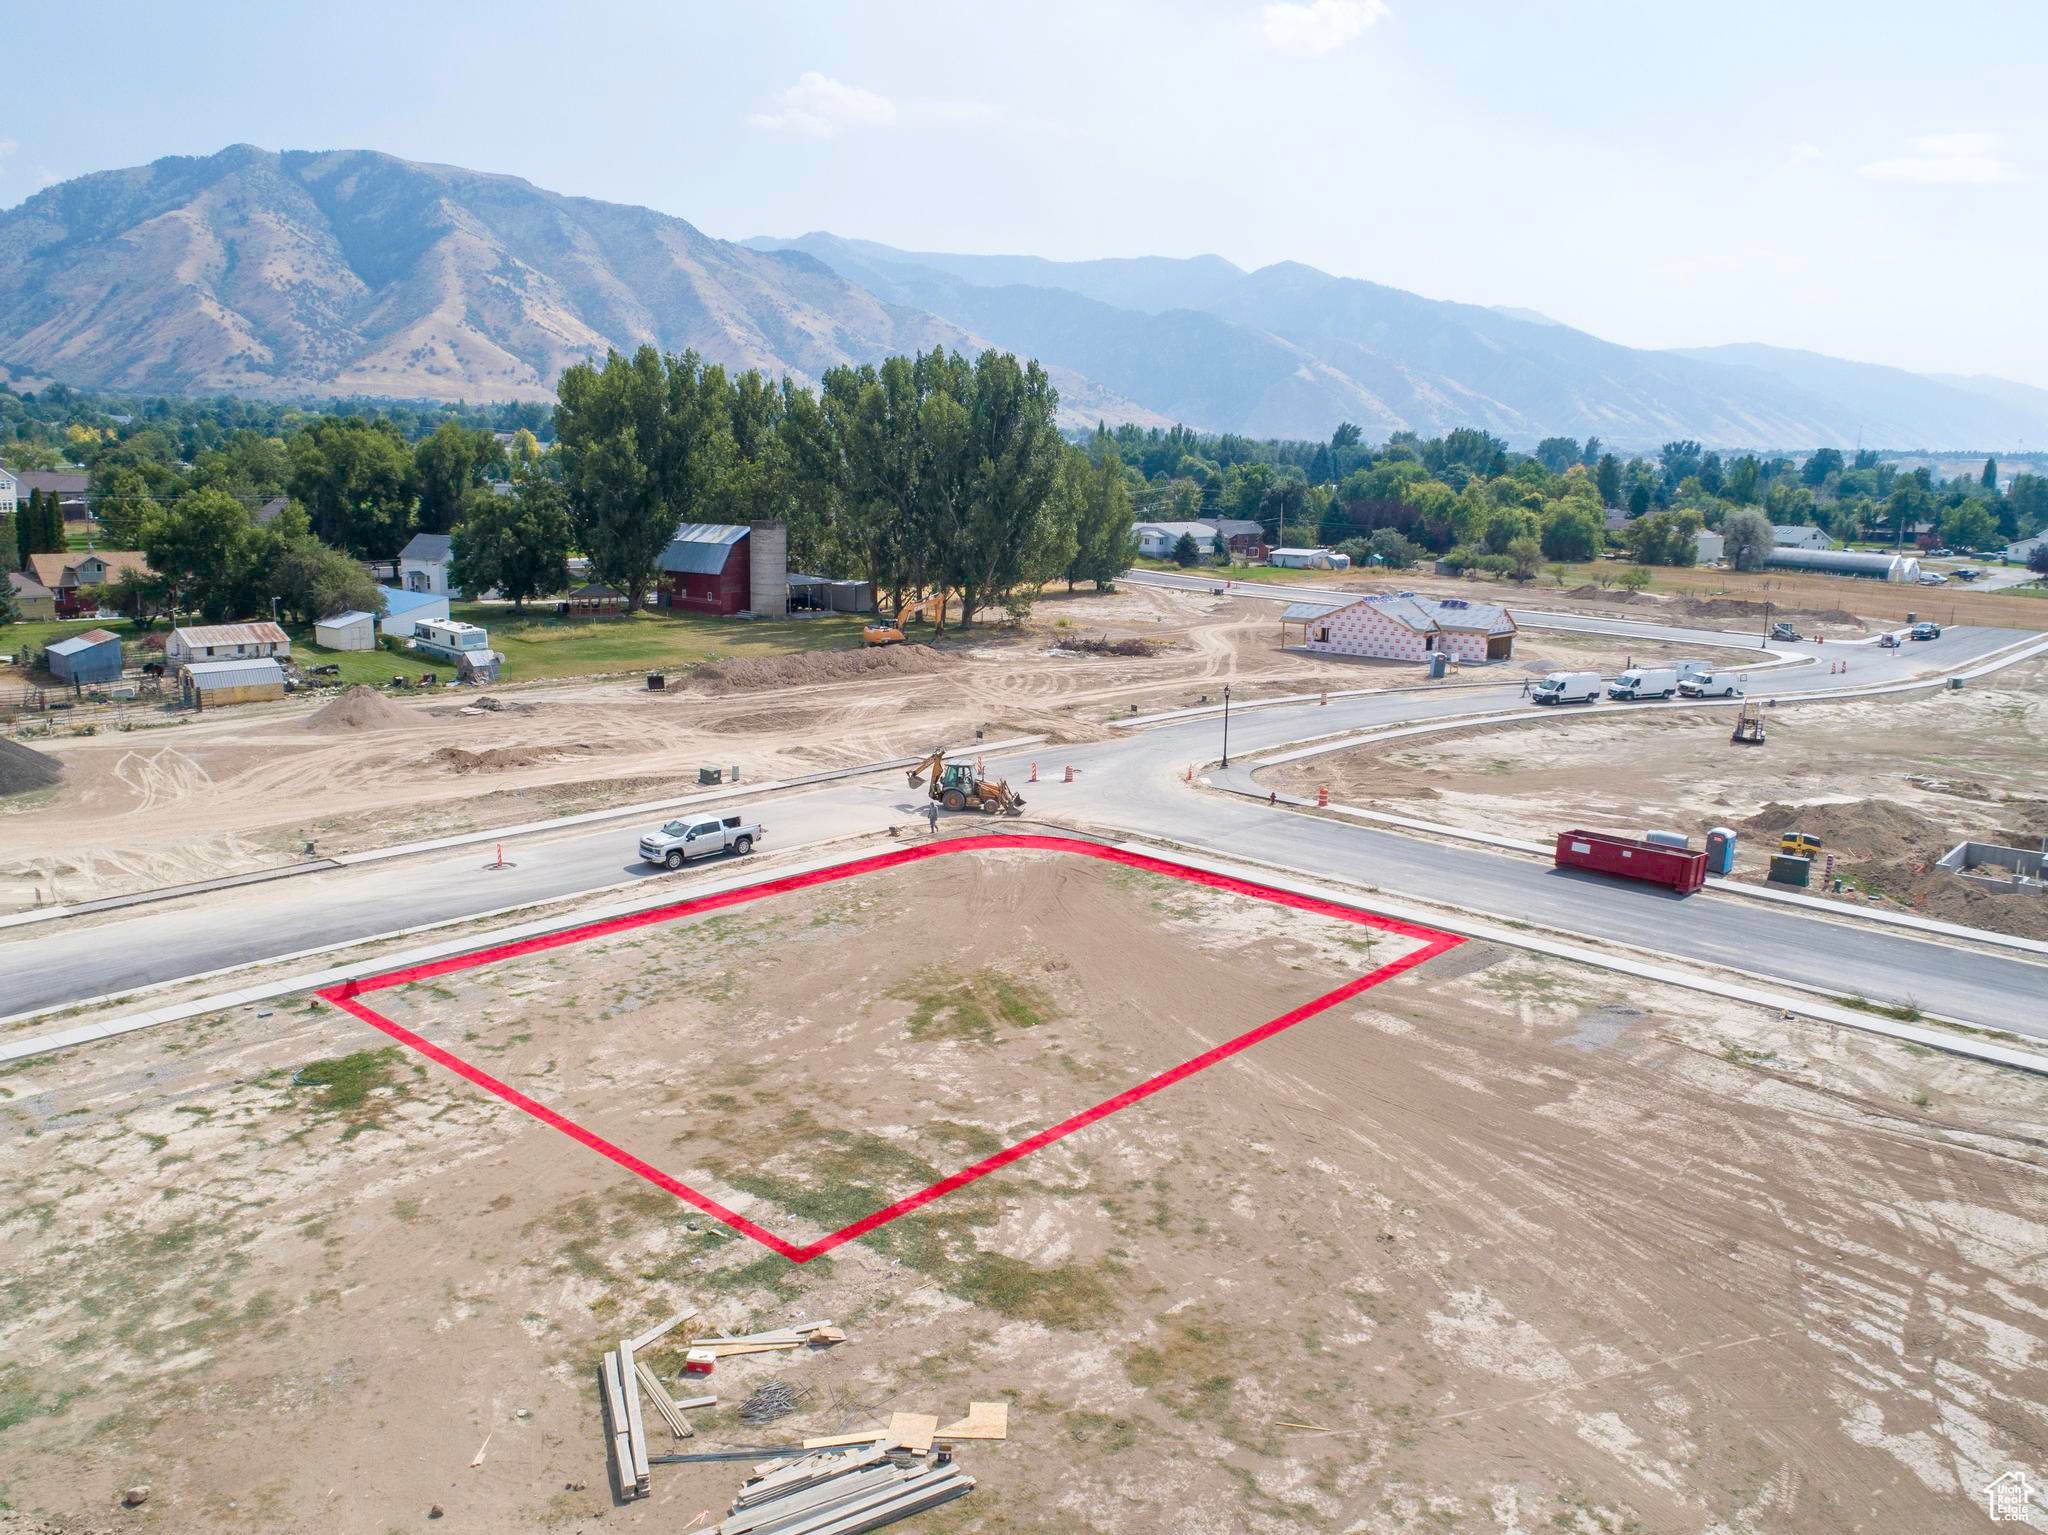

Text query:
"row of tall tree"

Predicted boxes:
[[543, 346, 1134, 623]]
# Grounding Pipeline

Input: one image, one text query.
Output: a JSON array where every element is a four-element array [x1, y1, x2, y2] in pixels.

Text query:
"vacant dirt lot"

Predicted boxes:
[[1265, 659, 2048, 938], [3, 846, 2042, 1533]]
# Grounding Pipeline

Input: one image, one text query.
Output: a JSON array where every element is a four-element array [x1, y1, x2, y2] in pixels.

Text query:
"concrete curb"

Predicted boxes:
[[0, 733, 1047, 933], [10, 827, 2042, 1080]]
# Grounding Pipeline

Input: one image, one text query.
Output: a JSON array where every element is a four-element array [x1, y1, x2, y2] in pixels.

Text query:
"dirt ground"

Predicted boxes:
[[3, 846, 2043, 1533], [1266, 659, 2048, 939], [0, 584, 1791, 913]]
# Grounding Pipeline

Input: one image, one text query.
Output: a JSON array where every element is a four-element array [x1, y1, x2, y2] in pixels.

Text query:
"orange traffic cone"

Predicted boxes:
[[1029, 762, 1038, 782], [1064, 765, 1075, 783], [1317, 785, 1329, 807]]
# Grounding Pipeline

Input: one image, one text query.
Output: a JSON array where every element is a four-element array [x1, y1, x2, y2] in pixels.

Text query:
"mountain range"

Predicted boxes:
[[3, 144, 2045, 453]]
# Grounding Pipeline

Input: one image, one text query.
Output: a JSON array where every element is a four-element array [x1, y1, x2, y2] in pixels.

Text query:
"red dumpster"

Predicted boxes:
[[1554, 828, 1708, 894]]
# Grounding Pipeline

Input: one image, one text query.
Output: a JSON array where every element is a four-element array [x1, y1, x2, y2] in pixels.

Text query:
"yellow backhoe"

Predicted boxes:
[[907, 749, 1025, 815], [864, 592, 948, 647]]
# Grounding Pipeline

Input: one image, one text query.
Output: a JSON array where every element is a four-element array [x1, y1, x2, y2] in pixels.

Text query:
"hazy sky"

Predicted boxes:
[[3, 0, 2042, 384]]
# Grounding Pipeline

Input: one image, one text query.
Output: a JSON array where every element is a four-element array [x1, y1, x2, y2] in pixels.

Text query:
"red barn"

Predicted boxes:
[[654, 524, 752, 615]]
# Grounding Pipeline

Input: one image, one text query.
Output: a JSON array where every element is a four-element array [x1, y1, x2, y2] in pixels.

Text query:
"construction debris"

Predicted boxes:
[[937, 1400, 1009, 1441], [739, 1381, 806, 1425], [716, 1445, 976, 1534]]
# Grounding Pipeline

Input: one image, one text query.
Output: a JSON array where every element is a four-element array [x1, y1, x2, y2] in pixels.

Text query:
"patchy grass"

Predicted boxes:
[[896, 968, 1055, 1044], [442, 604, 868, 682], [289, 1048, 416, 1137], [1836, 995, 1923, 1023]]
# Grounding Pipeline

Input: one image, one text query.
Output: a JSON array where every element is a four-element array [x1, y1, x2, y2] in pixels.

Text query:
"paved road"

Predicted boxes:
[[4, 609, 2042, 1034]]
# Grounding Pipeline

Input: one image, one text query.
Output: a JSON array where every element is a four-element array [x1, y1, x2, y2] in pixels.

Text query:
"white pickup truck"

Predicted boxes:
[[639, 812, 765, 869]]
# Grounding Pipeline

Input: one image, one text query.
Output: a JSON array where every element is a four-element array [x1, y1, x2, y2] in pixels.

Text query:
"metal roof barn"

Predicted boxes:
[[46, 628, 124, 685], [1765, 548, 1918, 582]]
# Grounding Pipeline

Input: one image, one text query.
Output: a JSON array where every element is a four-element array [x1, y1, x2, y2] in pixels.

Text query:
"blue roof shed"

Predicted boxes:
[[46, 628, 124, 686]]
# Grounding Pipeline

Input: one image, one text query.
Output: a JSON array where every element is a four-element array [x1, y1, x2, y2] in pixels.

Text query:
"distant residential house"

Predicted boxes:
[[1603, 507, 1631, 534], [1208, 518, 1266, 554], [14, 470, 91, 526], [1268, 547, 1337, 570], [1134, 521, 1219, 559], [25, 550, 152, 616], [1695, 530, 1725, 564], [0, 466, 17, 520], [166, 621, 292, 669], [2001, 533, 2046, 565], [399, 532, 456, 596], [1285, 592, 1517, 663], [254, 496, 291, 526], [1770, 524, 1831, 550], [378, 585, 451, 637], [7, 570, 56, 621]]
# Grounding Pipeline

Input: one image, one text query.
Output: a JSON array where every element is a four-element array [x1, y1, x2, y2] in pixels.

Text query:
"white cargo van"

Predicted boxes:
[[1678, 670, 1745, 698], [1607, 666, 1680, 700], [1530, 671, 1602, 705]]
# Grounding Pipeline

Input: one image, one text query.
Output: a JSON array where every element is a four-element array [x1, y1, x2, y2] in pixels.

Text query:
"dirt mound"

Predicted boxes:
[[0, 736, 62, 797], [1566, 585, 1651, 604], [302, 686, 421, 733], [1674, 596, 1861, 628], [691, 646, 951, 695], [431, 744, 601, 774], [1734, 798, 1953, 864]]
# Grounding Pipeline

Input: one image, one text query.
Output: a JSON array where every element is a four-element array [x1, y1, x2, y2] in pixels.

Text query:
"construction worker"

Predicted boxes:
[[925, 799, 940, 835]]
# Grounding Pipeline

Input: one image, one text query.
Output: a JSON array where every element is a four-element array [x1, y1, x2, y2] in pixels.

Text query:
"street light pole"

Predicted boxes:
[[1762, 601, 1771, 651], [1221, 684, 1232, 768]]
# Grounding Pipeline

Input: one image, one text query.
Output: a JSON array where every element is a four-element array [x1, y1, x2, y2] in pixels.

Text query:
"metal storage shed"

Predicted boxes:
[[313, 610, 377, 650], [46, 628, 124, 685], [180, 657, 286, 709], [378, 586, 452, 637]]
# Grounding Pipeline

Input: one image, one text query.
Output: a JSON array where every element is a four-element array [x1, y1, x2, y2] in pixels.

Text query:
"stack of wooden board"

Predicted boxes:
[[715, 1446, 975, 1534], [801, 1400, 1008, 1452], [604, 1309, 710, 1501]]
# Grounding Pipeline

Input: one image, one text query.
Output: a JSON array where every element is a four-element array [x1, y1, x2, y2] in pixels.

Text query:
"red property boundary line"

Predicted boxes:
[[319, 834, 1461, 1263]]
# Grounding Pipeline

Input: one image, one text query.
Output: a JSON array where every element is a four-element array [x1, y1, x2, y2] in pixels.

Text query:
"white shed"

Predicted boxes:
[[314, 610, 377, 651]]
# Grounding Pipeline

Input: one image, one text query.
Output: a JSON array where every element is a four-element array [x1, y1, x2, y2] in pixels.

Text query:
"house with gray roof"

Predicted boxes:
[[399, 532, 457, 596], [1282, 591, 1516, 664]]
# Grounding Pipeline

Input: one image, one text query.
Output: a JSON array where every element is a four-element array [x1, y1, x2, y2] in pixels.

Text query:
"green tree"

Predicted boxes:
[[1724, 455, 1762, 505], [92, 466, 164, 549], [1171, 531, 1201, 566], [1981, 456, 1999, 491], [1939, 500, 1998, 553], [556, 346, 730, 614], [261, 529, 384, 626], [1539, 503, 1602, 563], [2008, 474, 2048, 537], [1064, 449, 1135, 591], [1590, 454, 1619, 508], [1533, 437, 1580, 474], [1627, 481, 1650, 518], [412, 421, 498, 534], [288, 417, 418, 556], [947, 352, 1064, 624], [1616, 565, 1653, 593], [1505, 536, 1544, 583], [451, 483, 573, 611], [1801, 448, 1844, 488], [1722, 508, 1774, 572], [143, 488, 254, 621], [2029, 544, 2048, 578]]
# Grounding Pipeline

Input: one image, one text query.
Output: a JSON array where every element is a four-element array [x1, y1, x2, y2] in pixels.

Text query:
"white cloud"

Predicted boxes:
[[746, 72, 896, 139], [1782, 140, 1823, 166], [1261, 0, 1388, 57], [0, 137, 18, 160], [1858, 130, 2019, 185]]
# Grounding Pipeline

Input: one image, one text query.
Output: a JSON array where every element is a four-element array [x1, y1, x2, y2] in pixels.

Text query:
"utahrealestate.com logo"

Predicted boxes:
[[1986, 1470, 2038, 1524]]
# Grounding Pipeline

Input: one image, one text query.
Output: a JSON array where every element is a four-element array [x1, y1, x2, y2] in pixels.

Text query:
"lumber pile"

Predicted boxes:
[[716, 1444, 975, 1533]]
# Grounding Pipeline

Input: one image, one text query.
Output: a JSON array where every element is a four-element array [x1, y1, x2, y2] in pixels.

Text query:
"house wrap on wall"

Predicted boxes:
[[1283, 592, 1517, 663]]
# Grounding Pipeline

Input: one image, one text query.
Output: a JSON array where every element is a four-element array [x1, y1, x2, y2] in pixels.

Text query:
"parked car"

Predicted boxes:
[[1529, 670, 1602, 705], [1879, 631, 1901, 648], [1916, 572, 1947, 585], [1678, 670, 1745, 698], [1954, 568, 1982, 581], [1607, 666, 1680, 701], [1911, 621, 1942, 640], [639, 812, 765, 869]]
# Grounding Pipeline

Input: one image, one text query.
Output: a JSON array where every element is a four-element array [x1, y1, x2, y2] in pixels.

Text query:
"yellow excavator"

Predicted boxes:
[[864, 592, 948, 647], [907, 749, 1025, 815]]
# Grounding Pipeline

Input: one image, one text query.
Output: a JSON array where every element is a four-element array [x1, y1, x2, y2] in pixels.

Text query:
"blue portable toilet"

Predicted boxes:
[[1705, 826, 1737, 876]]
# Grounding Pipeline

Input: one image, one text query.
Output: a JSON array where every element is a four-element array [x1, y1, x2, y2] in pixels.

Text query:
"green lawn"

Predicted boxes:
[[443, 604, 868, 681], [2, 615, 147, 653]]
